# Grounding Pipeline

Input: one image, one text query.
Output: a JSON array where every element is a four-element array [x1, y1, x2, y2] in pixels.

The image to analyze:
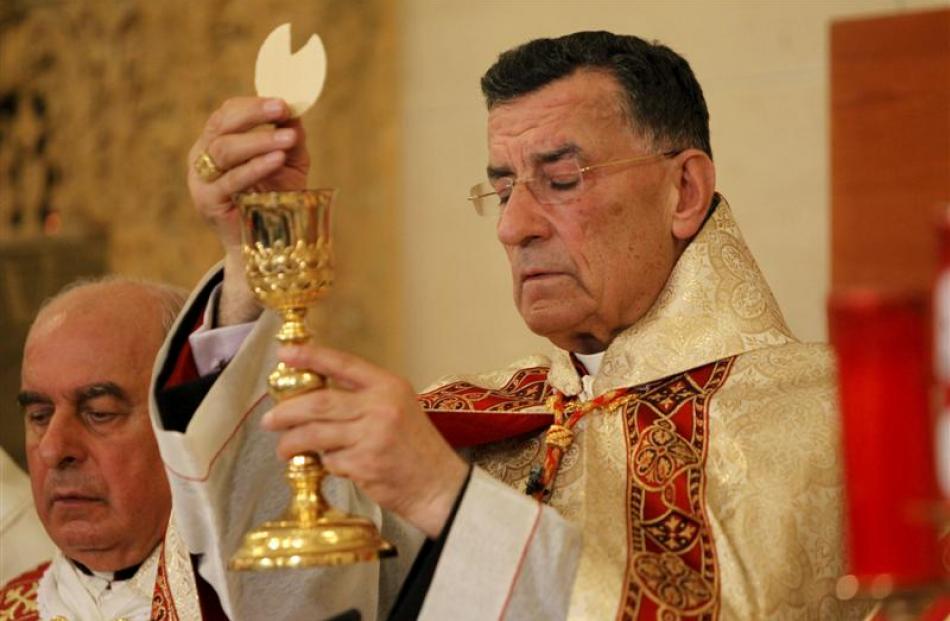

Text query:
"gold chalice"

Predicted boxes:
[[229, 189, 395, 571]]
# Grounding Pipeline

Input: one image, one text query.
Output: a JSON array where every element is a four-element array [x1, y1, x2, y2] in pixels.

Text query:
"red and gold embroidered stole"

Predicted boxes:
[[151, 544, 179, 620], [618, 358, 732, 621]]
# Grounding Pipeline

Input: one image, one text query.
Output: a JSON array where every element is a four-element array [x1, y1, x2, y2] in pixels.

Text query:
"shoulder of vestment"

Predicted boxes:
[[727, 341, 836, 399], [417, 354, 554, 414]]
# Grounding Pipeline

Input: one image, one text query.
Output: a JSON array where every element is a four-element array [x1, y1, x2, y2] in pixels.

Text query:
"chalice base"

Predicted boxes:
[[229, 509, 397, 570]]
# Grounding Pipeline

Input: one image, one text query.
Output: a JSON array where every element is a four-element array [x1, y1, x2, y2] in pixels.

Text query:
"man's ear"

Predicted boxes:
[[671, 150, 716, 241]]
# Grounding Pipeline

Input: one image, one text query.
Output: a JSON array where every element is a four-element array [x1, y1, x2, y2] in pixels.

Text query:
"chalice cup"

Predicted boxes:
[[229, 189, 395, 571]]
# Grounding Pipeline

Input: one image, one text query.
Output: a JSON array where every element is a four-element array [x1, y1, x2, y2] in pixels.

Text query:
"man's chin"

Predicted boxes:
[[57, 526, 163, 572], [520, 305, 585, 344], [49, 516, 113, 550]]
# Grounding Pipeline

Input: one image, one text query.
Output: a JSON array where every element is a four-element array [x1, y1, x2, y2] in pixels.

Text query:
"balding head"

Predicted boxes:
[[30, 276, 186, 341], [19, 277, 185, 571]]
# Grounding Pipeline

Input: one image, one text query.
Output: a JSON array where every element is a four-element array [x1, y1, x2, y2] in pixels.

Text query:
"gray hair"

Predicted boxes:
[[36, 275, 188, 337]]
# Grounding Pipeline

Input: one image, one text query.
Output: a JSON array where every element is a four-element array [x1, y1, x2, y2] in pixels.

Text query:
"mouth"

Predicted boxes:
[[521, 270, 566, 284], [51, 492, 104, 507]]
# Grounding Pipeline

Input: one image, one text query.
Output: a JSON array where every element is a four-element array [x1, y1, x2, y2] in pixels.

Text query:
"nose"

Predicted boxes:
[[496, 183, 551, 248], [37, 411, 86, 469]]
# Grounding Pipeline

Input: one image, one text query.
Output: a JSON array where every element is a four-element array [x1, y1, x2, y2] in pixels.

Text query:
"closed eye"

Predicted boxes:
[[24, 407, 53, 428], [547, 172, 581, 191], [83, 409, 122, 425]]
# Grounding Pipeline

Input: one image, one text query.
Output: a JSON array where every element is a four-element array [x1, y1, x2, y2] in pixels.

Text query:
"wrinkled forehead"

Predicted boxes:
[[486, 72, 637, 164]]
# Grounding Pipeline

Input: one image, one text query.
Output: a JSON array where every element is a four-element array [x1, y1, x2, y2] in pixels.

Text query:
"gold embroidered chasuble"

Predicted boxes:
[[421, 198, 863, 620]]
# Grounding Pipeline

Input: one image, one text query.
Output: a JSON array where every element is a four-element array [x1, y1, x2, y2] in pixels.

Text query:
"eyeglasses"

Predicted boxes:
[[467, 150, 680, 217]]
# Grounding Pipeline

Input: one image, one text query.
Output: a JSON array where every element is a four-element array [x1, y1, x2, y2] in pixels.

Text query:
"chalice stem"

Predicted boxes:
[[277, 307, 312, 343], [283, 453, 330, 524]]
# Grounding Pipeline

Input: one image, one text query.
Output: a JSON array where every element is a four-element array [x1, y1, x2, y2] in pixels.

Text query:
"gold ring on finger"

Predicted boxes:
[[194, 151, 224, 182]]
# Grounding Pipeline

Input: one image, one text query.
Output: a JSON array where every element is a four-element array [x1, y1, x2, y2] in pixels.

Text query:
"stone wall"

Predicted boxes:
[[0, 0, 402, 465]]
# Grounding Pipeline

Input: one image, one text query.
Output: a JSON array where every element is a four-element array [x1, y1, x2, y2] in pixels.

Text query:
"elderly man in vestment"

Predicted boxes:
[[0, 278, 228, 620], [153, 32, 865, 619]]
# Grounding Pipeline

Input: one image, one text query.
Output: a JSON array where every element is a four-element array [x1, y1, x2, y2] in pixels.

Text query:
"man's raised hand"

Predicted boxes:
[[188, 97, 310, 326], [187, 96, 309, 252]]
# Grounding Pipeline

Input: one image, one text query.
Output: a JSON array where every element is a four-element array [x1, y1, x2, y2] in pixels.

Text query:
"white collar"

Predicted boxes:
[[38, 545, 161, 621], [573, 351, 604, 378]]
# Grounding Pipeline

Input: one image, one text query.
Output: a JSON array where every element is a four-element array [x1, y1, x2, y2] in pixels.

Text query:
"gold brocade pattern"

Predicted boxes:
[[144, 519, 204, 620], [706, 345, 867, 620], [160, 520, 202, 621]]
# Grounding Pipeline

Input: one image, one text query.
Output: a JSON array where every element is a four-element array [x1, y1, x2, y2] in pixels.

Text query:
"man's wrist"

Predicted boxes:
[[217, 251, 263, 327], [413, 456, 470, 539]]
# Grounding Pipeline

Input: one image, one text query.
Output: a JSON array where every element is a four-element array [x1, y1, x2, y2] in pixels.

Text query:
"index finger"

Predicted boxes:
[[278, 345, 390, 391], [201, 96, 290, 145]]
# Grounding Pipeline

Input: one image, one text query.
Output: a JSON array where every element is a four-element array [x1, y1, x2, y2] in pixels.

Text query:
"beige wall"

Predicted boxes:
[[401, 0, 948, 388]]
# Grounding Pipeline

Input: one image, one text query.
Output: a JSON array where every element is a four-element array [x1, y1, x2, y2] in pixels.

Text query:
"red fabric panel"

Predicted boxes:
[[427, 411, 552, 449], [163, 312, 204, 389]]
